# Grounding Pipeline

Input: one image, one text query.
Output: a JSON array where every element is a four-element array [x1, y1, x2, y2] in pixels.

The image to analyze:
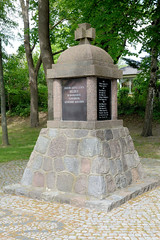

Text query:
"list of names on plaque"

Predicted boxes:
[[62, 78, 87, 121], [97, 78, 111, 120]]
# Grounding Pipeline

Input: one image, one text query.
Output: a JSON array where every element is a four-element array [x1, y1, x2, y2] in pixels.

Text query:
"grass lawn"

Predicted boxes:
[[0, 113, 160, 163], [122, 115, 160, 159], [0, 114, 47, 163]]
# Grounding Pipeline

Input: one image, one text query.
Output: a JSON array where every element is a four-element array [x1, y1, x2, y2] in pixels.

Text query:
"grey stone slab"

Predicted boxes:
[[79, 138, 101, 157], [103, 142, 111, 158], [34, 136, 49, 154], [125, 170, 132, 185], [56, 173, 74, 192], [48, 135, 67, 157], [74, 129, 89, 138], [21, 168, 33, 186], [46, 172, 56, 190], [64, 157, 79, 175], [48, 129, 58, 138], [88, 175, 106, 198], [91, 156, 110, 174], [74, 175, 87, 194], [115, 174, 127, 189], [54, 158, 65, 172], [109, 159, 117, 176], [32, 154, 43, 171], [43, 157, 53, 171], [67, 139, 79, 155], [106, 174, 116, 193], [104, 129, 113, 141], [116, 159, 123, 174]]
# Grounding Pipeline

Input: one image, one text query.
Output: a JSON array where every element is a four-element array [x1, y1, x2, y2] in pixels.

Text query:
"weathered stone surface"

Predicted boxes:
[[96, 130, 105, 141], [67, 139, 79, 155], [27, 151, 36, 168], [137, 163, 145, 179], [43, 157, 53, 171], [119, 127, 126, 138], [106, 175, 116, 193], [126, 135, 135, 152], [116, 159, 123, 174], [48, 135, 67, 157], [64, 157, 79, 175], [57, 173, 74, 192], [112, 128, 120, 139], [46, 172, 56, 189], [125, 170, 132, 185], [121, 155, 128, 172], [40, 128, 48, 135], [119, 138, 127, 154], [74, 175, 87, 194], [105, 129, 113, 141], [81, 158, 91, 174], [21, 168, 33, 186], [34, 136, 49, 154], [63, 129, 75, 138], [131, 168, 140, 182], [124, 127, 130, 136], [115, 174, 127, 189], [125, 153, 136, 168], [92, 157, 110, 174], [88, 175, 106, 198], [110, 140, 121, 158], [32, 154, 43, 170], [109, 160, 117, 176], [79, 138, 101, 157], [48, 129, 58, 138], [54, 158, 65, 172], [103, 142, 111, 158], [33, 172, 44, 188], [74, 129, 89, 138]]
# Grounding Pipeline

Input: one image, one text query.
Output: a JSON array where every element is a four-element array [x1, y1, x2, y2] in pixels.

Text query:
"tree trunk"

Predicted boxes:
[[0, 39, 9, 145], [141, 47, 158, 137], [38, 0, 54, 120], [19, 0, 42, 127]]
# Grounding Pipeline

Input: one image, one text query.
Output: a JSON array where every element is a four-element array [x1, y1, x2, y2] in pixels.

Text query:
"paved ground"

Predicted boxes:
[[0, 159, 160, 239]]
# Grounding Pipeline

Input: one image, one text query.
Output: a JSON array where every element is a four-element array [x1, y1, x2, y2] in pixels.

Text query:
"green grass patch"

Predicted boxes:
[[0, 124, 41, 163]]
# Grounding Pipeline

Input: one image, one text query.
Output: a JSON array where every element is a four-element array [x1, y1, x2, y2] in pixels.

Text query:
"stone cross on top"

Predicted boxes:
[[75, 23, 96, 45]]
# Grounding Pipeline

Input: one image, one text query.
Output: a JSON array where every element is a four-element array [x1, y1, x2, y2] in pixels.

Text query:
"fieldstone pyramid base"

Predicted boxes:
[[4, 125, 147, 203]]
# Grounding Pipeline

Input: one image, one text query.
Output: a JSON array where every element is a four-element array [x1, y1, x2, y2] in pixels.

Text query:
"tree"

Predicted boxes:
[[0, 39, 9, 145], [0, 0, 16, 145], [38, 0, 54, 120], [141, 0, 160, 136], [19, 0, 42, 127]]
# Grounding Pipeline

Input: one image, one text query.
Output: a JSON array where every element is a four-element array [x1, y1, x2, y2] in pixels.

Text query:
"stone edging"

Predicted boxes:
[[3, 176, 160, 212]]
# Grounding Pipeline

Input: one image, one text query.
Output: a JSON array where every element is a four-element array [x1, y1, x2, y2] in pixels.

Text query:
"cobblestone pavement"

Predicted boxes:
[[0, 159, 159, 239]]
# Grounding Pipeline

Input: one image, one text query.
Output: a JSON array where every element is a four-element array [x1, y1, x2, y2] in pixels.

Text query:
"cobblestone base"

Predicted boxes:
[[4, 126, 146, 201]]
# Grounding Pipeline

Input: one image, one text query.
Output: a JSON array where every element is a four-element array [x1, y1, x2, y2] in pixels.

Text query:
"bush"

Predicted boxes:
[[118, 87, 134, 115]]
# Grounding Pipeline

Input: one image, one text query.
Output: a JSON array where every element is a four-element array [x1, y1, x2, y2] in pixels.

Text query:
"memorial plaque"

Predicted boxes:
[[97, 78, 111, 120], [62, 78, 87, 121]]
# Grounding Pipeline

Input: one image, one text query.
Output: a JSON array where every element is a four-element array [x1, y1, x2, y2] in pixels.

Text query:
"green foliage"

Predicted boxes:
[[118, 87, 134, 115], [38, 84, 48, 111], [1, 50, 48, 117]]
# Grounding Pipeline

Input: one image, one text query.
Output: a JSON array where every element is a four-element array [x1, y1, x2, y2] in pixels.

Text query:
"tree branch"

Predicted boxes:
[[50, 18, 64, 30]]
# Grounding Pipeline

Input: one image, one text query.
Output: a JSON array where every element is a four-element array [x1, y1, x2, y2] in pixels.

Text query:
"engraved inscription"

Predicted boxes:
[[62, 78, 87, 121], [97, 79, 111, 120]]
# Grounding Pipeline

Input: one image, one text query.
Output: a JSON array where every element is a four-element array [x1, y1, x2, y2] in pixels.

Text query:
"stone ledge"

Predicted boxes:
[[47, 120, 123, 129], [3, 176, 160, 212]]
